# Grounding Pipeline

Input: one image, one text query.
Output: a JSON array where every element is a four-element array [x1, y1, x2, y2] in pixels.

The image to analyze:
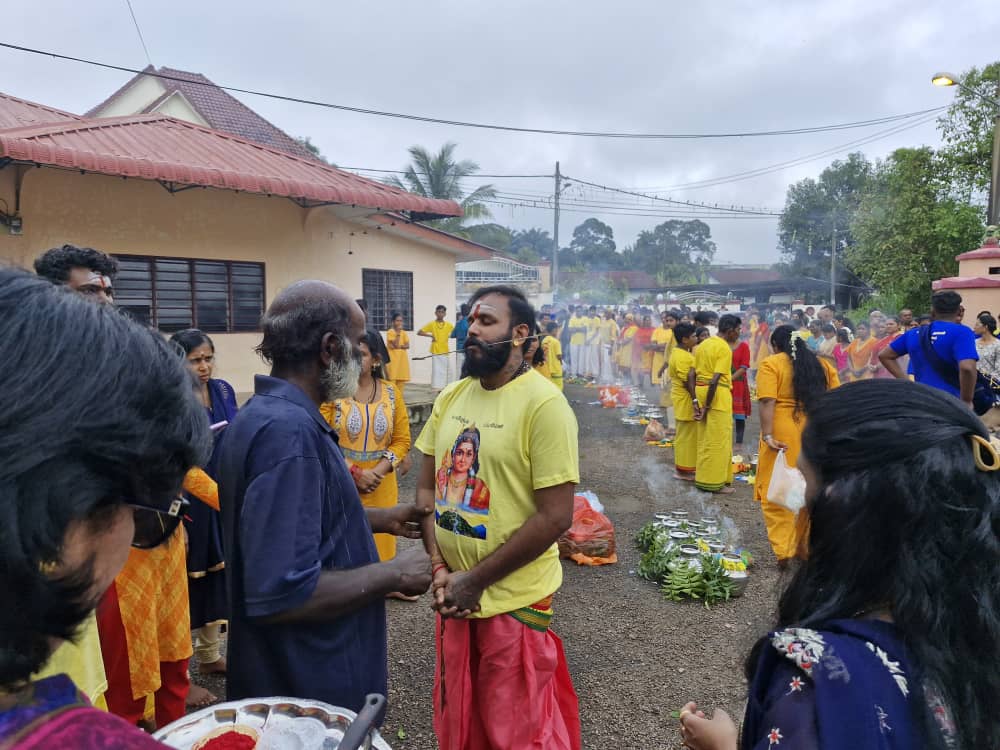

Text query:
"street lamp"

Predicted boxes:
[[931, 70, 1000, 225]]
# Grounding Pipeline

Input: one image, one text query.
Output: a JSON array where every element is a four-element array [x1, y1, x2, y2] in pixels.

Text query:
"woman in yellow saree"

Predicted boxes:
[[321, 330, 411, 565], [755, 325, 839, 565], [617, 314, 637, 379]]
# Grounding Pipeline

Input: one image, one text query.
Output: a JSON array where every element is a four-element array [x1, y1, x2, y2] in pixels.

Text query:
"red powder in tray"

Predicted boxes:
[[198, 730, 257, 750]]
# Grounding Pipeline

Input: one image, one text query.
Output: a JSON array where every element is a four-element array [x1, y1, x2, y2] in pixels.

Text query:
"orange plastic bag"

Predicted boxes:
[[558, 496, 617, 565], [599, 385, 620, 408]]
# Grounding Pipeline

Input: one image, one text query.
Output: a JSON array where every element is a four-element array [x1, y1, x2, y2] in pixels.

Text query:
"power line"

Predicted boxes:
[[481, 198, 778, 220], [122, 0, 152, 67], [493, 191, 781, 215], [626, 112, 941, 192], [0, 40, 945, 140], [560, 174, 783, 215], [340, 166, 552, 179]]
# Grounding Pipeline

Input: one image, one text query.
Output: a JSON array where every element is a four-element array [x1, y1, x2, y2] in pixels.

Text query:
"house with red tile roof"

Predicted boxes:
[[0, 89, 490, 390], [85, 65, 318, 160]]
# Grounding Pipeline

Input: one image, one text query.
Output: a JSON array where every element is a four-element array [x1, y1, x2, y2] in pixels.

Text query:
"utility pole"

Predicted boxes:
[[552, 161, 561, 303], [830, 222, 837, 309]]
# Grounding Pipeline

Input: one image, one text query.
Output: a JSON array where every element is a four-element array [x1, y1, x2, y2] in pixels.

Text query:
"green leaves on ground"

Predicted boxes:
[[634, 523, 734, 608]]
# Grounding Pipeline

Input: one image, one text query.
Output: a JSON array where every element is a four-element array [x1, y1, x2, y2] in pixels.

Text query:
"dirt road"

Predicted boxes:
[[193, 382, 784, 749]]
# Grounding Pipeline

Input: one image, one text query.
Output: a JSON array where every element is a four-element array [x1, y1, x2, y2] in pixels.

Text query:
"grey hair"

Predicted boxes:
[[256, 294, 353, 366]]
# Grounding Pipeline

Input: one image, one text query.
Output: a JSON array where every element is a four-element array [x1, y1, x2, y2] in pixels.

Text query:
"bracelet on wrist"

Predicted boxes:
[[432, 563, 449, 576]]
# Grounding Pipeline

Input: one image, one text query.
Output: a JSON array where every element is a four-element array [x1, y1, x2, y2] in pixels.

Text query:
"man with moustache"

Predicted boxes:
[[216, 281, 432, 712], [414, 285, 581, 750]]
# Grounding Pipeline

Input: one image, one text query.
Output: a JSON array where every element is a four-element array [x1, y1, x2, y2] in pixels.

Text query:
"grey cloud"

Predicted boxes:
[[1, 0, 994, 262]]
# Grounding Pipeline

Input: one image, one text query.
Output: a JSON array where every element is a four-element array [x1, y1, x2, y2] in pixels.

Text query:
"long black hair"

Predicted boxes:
[[769, 324, 829, 419], [362, 329, 391, 381], [749, 379, 1000, 749], [0, 268, 209, 688]]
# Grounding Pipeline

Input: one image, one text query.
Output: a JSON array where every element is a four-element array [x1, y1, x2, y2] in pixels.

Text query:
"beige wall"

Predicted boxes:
[[958, 256, 1000, 278], [92, 76, 165, 117], [153, 93, 210, 126], [0, 167, 457, 391]]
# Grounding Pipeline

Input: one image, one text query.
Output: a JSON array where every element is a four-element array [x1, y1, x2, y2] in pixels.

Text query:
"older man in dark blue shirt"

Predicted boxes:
[[217, 280, 431, 712]]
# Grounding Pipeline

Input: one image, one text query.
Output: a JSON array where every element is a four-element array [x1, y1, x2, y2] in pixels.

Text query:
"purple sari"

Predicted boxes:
[[0, 675, 161, 748], [183, 378, 238, 629], [743, 619, 954, 749]]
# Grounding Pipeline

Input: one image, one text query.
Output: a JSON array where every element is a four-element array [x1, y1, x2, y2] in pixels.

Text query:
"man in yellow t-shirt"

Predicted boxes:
[[415, 285, 580, 750], [567, 306, 588, 379], [543, 320, 564, 390], [418, 305, 455, 390], [694, 314, 738, 494], [651, 310, 678, 425]]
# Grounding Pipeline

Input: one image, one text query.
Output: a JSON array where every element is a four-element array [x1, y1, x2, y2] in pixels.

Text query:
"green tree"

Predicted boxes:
[[936, 62, 1000, 204], [778, 153, 872, 278], [625, 219, 716, 283], [507, 228, 555, 263], [463, 223, 512, 252], [848, 147, 984, 310], [385, 143, 497, 235], [558, 218, 623, 270]]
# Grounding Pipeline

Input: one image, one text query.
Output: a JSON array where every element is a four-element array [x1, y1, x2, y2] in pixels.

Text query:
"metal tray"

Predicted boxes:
[[153, 697, 393, 750]]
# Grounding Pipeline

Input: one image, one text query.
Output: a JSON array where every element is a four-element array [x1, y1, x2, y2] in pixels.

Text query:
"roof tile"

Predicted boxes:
[[86, 66, 319, 161], [0, 111, 461, 217]]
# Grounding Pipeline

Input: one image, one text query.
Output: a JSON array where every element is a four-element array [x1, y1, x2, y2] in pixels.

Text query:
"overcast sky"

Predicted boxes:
[[3, 0, 996, 264]]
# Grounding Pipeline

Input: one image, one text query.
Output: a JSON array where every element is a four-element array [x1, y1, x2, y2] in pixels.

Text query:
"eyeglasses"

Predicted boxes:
[[125, 497, 190, 549]]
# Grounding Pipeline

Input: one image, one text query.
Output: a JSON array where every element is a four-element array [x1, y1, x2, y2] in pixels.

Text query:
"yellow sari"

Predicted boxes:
[[668, 348, 697, 473], [321, 381, 411, 560], [385, 330, 410, 388], [754, 353, 839, 560], [693, 337, 733, 492], [617, 324, 637, 368]]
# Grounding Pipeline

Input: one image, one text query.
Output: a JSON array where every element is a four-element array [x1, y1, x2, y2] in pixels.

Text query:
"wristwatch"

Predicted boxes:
[[762, 434, 773, 442]]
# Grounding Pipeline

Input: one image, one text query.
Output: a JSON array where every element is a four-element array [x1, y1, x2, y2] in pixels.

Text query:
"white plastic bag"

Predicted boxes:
[[766, 450, 807, 515]]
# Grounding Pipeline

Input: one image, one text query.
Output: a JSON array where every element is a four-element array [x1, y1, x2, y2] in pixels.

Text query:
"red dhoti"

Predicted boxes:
[[434, 611, 581, 750]]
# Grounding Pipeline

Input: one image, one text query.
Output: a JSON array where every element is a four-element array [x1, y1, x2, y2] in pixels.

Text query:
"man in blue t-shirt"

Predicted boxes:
[[451, 302, 471, 377], [880, 290, 979, 407], [216, 281, 431, 713]]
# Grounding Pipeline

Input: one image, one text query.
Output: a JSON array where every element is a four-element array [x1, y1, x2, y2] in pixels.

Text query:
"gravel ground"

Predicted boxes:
[[192, 382, 785, 749]]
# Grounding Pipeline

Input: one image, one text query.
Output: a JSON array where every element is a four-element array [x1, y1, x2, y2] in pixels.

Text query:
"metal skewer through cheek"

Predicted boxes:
[[410, 336, 533, 361]]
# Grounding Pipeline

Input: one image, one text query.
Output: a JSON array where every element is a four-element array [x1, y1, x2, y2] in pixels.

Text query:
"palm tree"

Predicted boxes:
[[386, 143, 497, 235]]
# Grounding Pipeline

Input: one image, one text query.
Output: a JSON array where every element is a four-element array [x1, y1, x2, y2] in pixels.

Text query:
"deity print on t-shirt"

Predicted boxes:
[[435, 424, 492, 540]]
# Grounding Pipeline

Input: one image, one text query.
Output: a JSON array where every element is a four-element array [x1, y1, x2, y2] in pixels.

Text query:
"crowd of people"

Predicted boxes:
[[0, 244, 998, 749]]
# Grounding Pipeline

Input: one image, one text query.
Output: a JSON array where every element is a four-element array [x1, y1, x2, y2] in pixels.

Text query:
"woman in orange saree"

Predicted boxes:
[[630, 315, 655, 386], [845, 320, 878, 381]]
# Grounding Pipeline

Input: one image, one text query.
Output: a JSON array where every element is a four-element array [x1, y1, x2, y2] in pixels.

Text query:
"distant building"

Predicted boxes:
[[457, 256, 551, 306], [86, 65, 318, 160], [932, 236, 1000, 326], [0, 90, 489, 390]]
